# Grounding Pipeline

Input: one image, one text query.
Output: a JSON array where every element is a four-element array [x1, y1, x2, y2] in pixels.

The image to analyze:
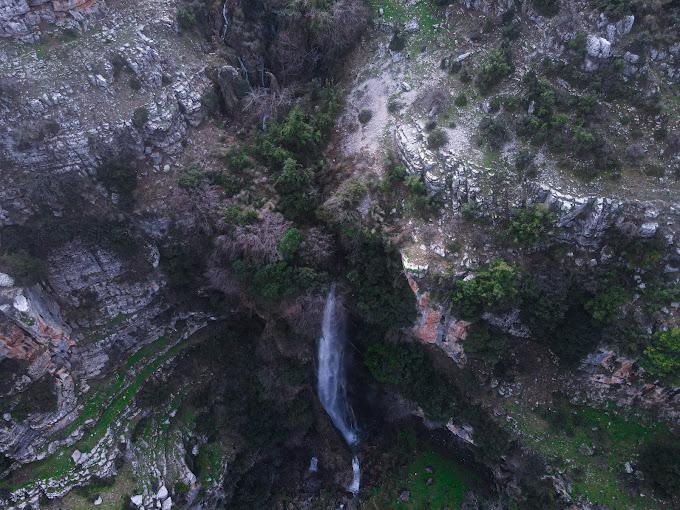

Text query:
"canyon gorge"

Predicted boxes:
[[0, 0, 678, 509]]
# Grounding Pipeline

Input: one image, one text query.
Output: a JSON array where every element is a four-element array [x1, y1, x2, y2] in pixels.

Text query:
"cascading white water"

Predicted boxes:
[[220, 1, 229, 40], [349, 456, 361, 495], [317, 285, 361, 495], [318, 285, 358, 446]]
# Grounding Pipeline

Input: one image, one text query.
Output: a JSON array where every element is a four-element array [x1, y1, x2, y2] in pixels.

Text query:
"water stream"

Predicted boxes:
[[317, 284, 361, 495]]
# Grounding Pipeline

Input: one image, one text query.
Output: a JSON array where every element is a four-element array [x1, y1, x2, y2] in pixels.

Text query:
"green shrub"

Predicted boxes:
[[427, 128, 448, 150], [507, 204, 554, 245], [74, 476, 115, 500], [12, 376, 57, 421], [251, 262, 321, 302], [273, 106, 322, 156], [223, 206, 258, 226], [502, 21, 522, 41], [110, 54, 130, 78], [177, 0, 211, 32], [520, 278, 603, 365], [338, 178, 368, 206], [454, 92, 468, 107], [97, 159, 137, 207], [638, 437, 680, 499], [585, 286, 629, 322], [178, 164, 203, 190], [274, 158, 316, 221], [343, 232, 416, 328], [515, 149, 537, 178], [0, 250, 46, 286], [654, 126, 668, 141], [175, 482, 190, 495], [364, 340, 456, 421], [386, 162, 407, 183], [447, 241, 461, 254], [177, 5, 198, 30], [476, 46, 514, 94], [488, 96, 503, 113], [277, 228, 302, 260], [404, 174, 426, 195], [549, 305, 602, 365], [644, 285, 680, 314], [572, 125, 597, 154], [542, 392, 582, 436], [478, 115, 509, 149], [387, 98, 401, 113], [389, 31, 407, 51], [251, 262, 296, 302], [532, 0, 560, 16], [463, 323, 507, 362], [380, 154, 407, 191], [591, 0, 634, 20], [129, 77, 142, 91], [200, 89, 221, 116], [358, 109, 373, 124], [566, 31, 587, 55], [160, 243, 206, 289], [132, 107, 149, 130], [207, 171, 241, 196], [451, 260, 519, 319], [226, 146, 251, 171], [641, 329, 680, 381], [253, 102, 330, 172]]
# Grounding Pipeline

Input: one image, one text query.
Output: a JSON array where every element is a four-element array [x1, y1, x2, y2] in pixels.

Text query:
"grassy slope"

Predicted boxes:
[[3, 335, 186, 491], [367, 445, 478, 509], [365, 0, 443, 51], [505, 402, 670, 509]]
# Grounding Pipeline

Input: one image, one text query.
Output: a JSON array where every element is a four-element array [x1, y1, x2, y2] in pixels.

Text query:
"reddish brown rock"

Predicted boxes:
[[53, 0, 98, 12], [577, 349, 680, 424], [406, 273, 468, 366]]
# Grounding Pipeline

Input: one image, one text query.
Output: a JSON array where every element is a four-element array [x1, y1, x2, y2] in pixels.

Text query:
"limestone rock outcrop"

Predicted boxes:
[[0, 0, 105, 42]]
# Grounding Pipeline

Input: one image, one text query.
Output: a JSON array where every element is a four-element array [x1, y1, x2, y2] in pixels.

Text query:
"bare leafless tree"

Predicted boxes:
[[281, 292, 326, 340], [298, 227, 334, 268], [213, 211, 291, 267]]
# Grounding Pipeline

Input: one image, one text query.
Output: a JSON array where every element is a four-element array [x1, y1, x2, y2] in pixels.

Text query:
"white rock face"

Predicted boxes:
[[446, 420, 475, 445], [131, 494, 144, 506], [13, 294, 29, 312], [618, 15, 635, 37], [71, 450, 82, 464], [404, 20, 419, 33], [0, 0, 105, 41], [156, 485, 168, 499], [587, 35, 612, 59], [161, 497, 172, 510], [0, 272, 14, 287], [640, 222, 658, 237]]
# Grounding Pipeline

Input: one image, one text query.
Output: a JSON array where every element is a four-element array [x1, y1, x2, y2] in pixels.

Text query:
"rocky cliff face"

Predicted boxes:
[[334, 0, 678, 507], [0, 0, 220, 506], [0, 0, 105, 42]]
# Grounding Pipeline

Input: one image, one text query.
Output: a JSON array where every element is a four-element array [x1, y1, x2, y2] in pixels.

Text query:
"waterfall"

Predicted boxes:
[[349, 456, 361, 496], [317, 285, 358, 446], [317, 285, 361, 495], [220, 1, 229, 40]]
